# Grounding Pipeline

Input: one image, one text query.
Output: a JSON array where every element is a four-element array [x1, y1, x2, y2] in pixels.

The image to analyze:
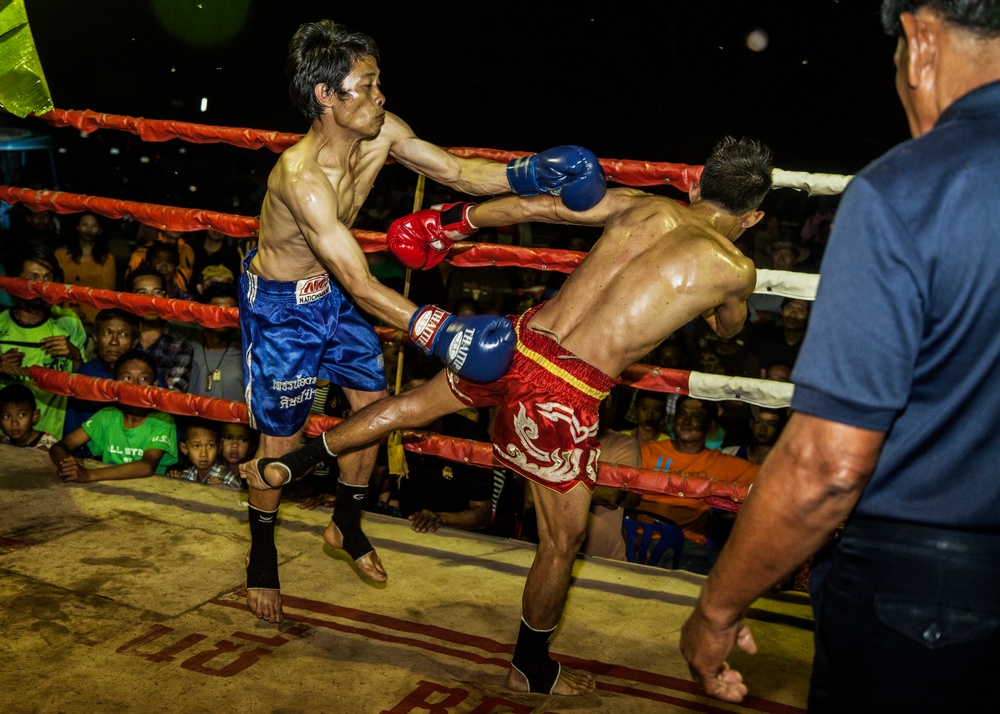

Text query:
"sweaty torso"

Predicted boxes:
[[531, 195, 753, 377], [251, 128, 391, 281]]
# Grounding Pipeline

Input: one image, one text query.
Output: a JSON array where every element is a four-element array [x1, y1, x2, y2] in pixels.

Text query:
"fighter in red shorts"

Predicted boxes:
[[447, 303, 619, 492], [243, 137, 773, 696]]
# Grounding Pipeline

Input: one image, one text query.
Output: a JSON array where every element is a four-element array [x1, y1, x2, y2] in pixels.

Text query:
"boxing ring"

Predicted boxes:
[[0, 107, 850, 712]]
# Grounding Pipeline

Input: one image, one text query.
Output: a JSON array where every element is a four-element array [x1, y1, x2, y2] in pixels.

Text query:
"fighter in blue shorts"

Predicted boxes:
[[240, 250, 386, 437], [236, 19, 606, 625]]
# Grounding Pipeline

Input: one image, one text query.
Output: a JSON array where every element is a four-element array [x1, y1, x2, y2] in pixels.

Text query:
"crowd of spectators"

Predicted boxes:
[[0, 191, 259, 490]]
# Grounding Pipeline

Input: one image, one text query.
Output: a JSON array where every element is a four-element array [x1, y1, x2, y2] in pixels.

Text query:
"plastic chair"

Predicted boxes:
[[622, 510, 685, 569]]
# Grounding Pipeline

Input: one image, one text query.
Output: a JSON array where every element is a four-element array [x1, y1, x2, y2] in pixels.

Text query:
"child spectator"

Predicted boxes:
[[167, 417, 242, 488], [219, 422, 257, 476], [49, 350, 178, 482], [0, 383, 58, 450]]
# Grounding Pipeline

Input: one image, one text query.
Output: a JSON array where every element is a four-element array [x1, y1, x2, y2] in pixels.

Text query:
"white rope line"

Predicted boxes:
[[771, 168, 853, 196], [753, 269, 819, 300], [688, 372, 795, 408]]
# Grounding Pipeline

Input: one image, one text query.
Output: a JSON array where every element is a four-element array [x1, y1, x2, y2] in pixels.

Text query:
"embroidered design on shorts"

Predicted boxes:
[[502, 401, 599, 484], [272, 374, 318, 409], [295, 275, 331, 304], [447, 370, 476, 404]]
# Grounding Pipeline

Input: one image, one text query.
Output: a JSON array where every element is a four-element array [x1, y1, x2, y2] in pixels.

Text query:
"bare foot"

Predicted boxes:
[[323, 521, 387, 582], [506, 664, 596, 696], [244, 550, 284, 623], [246, 588, 284, 623], [239, 458, 290, 491]]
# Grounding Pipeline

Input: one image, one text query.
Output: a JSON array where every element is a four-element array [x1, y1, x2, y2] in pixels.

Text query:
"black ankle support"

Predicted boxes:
[[332, 481, 374, 561], [277, 436, 330, 480], [510, 618, 560, 694], [276, 434, 333, 481], [246, 505, 279, 589]]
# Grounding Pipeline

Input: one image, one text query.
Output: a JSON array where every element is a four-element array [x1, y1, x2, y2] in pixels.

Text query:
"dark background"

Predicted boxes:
[[9, 0, 906, 211]]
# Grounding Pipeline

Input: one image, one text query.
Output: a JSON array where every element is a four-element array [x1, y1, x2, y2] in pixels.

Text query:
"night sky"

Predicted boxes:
[[18, 1, 906, 201]]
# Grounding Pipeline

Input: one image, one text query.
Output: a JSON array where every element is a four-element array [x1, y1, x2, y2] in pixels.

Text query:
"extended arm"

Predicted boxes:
[[386, 189, 642, 271], [469, 189, 644, 230], [64, 450, 165, 482], [387, 115, 509, 196], [54, 424, 166, 483], [679, 412, 884, 702], [387, 114, 604, 209]]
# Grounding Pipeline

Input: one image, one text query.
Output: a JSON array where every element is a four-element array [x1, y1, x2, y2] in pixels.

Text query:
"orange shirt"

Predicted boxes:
[[54, 246, 117, 326], [638, 440, 758, 544]]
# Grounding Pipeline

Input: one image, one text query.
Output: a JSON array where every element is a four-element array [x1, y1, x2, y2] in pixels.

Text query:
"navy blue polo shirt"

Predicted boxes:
[[791, 80, 1000, 528]]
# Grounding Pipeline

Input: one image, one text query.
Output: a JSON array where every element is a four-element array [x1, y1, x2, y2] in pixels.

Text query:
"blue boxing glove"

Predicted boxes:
[[506, 145, 606, 211], [408, 305, 515, 383]]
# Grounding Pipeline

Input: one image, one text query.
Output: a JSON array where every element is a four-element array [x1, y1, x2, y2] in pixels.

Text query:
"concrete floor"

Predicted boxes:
[[0, 445, 813, 713]]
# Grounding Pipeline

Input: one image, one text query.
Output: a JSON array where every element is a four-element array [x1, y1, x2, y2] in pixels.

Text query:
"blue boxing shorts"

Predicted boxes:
[[238, 249, 386, 437]]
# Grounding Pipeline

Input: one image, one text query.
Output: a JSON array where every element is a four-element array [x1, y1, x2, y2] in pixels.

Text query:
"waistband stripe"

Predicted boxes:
[[515, 318, 610, 401]]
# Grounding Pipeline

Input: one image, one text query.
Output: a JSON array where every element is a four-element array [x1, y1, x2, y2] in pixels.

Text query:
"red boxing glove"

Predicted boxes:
[[387, 202, 478, 270]]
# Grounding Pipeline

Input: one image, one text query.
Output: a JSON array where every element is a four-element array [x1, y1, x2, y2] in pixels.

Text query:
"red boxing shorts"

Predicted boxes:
[[446, 303, 620, 493]]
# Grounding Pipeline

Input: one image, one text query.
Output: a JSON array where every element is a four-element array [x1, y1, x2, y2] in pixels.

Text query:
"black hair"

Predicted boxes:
[[125, 263, 167, 293], [146, 241, 181, 264], [199, 280, 238, 304], [178, 416, 220, 442], [220, 421, 260, 456], [752, 405, 790, 428], [780, 297, 811, 310], [699, 136, 774, 216], [635, 389, 668, 405], [286, 20, 381, 120], [68, 213, 112, 265], [113, 349, 158, 379], [0, 383, 36, 410], [675, 395, 720, 424], [94, 308, 141, 333], [11, 243, 63, 282], [881, 0, 1000, 37]]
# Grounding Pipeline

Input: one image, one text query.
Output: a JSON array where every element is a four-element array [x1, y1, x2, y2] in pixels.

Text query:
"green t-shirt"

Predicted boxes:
[[82, 407, 178, 474], [0, 308, 88, 439]]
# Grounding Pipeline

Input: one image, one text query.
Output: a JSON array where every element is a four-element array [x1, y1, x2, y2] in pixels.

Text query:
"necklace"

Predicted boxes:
[[202, 341, 231, 392]]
